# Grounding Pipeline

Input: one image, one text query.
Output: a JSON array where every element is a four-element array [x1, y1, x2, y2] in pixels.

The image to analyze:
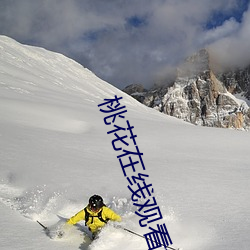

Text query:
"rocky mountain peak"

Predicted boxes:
[[123, 49, 250, 130], [177, 48, 210, 78]]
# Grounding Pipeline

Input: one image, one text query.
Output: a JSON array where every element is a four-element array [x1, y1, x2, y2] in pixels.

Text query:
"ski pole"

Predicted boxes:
[[36, 220, 50, 235], [37, 220, 48, 230], [122, 227, 179, 250]]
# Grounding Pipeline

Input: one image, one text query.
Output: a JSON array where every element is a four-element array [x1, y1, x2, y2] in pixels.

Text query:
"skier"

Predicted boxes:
[[66, 194, 121, 239]]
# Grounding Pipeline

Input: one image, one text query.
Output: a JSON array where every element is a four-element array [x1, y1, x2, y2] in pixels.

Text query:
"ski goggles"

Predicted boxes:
[[89, 205, 101, 212]]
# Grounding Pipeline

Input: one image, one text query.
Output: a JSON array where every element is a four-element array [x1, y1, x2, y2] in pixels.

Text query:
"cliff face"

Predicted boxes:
[[218, 66, 250, 99], [123, 49, 250, 130]]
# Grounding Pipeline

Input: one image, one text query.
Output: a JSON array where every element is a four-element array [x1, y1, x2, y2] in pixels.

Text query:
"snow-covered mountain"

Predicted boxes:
[[0, 36, 250, 250], [124, 49, 250, 130]]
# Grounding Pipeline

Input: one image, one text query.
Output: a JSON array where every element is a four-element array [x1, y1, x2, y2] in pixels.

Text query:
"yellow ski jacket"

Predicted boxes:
[[67, 206, 121, 233]]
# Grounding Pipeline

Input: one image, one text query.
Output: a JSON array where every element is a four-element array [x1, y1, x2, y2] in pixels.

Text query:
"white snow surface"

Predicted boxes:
[[0, 35, 250, 250]]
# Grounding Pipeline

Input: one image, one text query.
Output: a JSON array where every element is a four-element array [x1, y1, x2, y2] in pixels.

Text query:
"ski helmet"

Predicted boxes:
[[89, 195, 104, 210]]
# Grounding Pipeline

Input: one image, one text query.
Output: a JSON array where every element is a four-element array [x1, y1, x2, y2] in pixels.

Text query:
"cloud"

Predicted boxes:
[[208, 4, 250, 69], [200, 18, 240, 45], [0, 0, 249, 88]]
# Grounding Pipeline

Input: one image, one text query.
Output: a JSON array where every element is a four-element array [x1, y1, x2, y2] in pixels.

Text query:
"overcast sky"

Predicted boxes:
[[0, 0, 249, 89]]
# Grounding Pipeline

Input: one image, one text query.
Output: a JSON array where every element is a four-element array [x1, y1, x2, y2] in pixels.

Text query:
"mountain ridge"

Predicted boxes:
[[123, 49, 250, 130]]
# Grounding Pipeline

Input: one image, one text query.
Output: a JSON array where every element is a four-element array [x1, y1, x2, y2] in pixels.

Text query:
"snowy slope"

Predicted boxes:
[[0, 36, 250, 250]]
